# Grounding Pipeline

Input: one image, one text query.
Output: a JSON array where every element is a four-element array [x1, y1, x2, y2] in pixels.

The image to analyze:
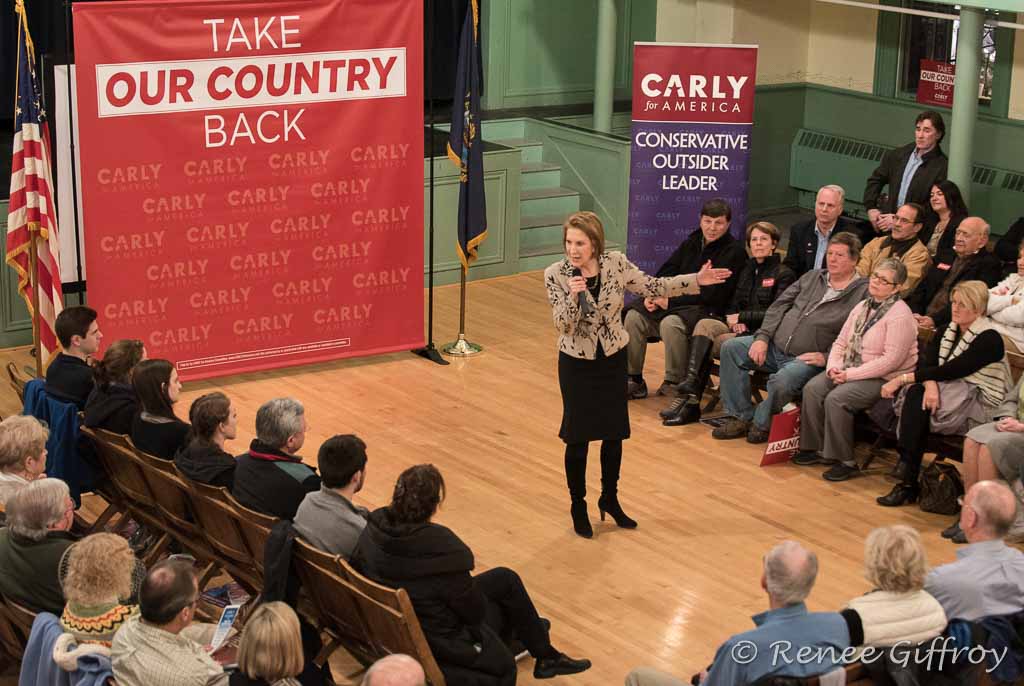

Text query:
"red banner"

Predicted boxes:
[[917, 59, 955, 108], [72, 0, 423, 380]]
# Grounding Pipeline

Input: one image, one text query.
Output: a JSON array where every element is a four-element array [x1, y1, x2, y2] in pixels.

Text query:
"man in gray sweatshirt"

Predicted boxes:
[[713, 232, 869, 443]]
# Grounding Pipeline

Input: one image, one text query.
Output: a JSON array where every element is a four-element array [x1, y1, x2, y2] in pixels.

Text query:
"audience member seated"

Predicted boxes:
[[792, 259, 918, 481], [625, 541, 850, 686], [919, 180, 968, 264], [46, 306, 102, 408], [995, 216, 1024, 276], [924, 481, 1024, 621], [660, 221, 796, 426], [0, 415, 48, 508], [986, 243, 1024, 354], [84, 338, 145, 436], [0, 478, 76, 614], [863, 110, 947, 234], [845, 525, 946, 647], [230, 601, 325, 686], [712, 232, 868, 444], [294, 434, 369, 559], [351, 464, 591, 686], [856, 203, 932, 296], [948, 374, 1024, 544], [624, 198, 746, 399], [878, 281, 1012, 507], [130, 359, 190, 460], [362, 655, 426, 686], [232, 398, 320, 520], [783, 184, 853, 277], [61, 532, 140, 647], [175, 392, 238, 490], [906, 216, 1003, 332], [111, 558, 227, 686]]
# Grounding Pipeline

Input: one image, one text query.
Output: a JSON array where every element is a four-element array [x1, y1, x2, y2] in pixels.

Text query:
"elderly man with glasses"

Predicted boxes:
[[856, 203, 933, 296]]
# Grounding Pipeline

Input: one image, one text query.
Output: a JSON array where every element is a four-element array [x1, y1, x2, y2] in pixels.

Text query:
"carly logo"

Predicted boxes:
[[351, 143, 409, 162], [227, 185, 289, 205], [270, 214, 330, 235], [311, 240, 372, 261], [351, 207, 408, 226], [142, 193, 205, 214], [353, 268, 409, 288], [313, 304, 373, 324], [310, 178, 370, 198], [104, 297, 168, 319], [187, 222, 249, 243], [189, 287, 251, 308], [100, 231, 164, 252], [150, 324, 212, 347], [640, 72, 748, 99], [229, 249, 291, 270], [272, 277, 332, 298], [233, 314, 293, 334], [147, 259, 209, 280], [98, 163, 161, 185], [183, 156, 247, 176], [269, 150, 329, 169]]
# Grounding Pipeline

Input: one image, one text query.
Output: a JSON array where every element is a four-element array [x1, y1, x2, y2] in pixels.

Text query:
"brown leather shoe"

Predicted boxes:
[[712, 418, 749, 440]]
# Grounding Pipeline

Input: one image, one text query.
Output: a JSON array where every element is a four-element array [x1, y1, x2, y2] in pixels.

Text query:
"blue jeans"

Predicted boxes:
[[719, 336, 822, 431]]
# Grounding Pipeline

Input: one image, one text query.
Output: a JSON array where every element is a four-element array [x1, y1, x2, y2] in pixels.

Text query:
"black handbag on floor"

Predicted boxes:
[[919, 458, 964, 515]]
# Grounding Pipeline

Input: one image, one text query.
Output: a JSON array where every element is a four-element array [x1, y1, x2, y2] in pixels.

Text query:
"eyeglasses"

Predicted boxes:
[[870, 274, 895, 286]]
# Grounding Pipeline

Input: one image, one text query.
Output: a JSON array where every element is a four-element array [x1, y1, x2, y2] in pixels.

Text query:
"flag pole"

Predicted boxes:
[[27, 230, 42, 377], [442, 265, 482, 356]]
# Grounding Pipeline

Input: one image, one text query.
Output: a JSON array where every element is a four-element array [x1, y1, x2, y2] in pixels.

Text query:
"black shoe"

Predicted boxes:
[[941, 521, 962, 539], [656, 381, 679, 397], [597, 493, 638, 529], [951, 530, 968, 544], [534, 653, 592, 679], [570, 500, 592, 538], [627, 378, 648, 400], [663, 399, 701, 426], [659, 396, 689, 419], [823, 463, 862, 482], [676, 335, 713, 398], [791, 450, 824, 466], [877, 483, 919, 507], [888, 459, 910, 482]]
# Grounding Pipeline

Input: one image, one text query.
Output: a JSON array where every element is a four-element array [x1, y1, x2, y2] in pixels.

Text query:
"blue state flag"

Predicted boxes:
[[447, 0, 486, 270]]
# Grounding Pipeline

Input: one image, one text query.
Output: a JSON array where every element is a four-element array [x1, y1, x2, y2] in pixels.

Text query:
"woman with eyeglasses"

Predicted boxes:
[[791, 258, 919, 481], [920, 180, 968, 264], [878, 280, 1013, 507]]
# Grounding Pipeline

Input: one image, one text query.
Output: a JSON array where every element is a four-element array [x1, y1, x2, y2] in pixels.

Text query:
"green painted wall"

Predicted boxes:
[[749, 85, 807, 213], [481, 0, 657, 110], [0, 201, 36, 348]]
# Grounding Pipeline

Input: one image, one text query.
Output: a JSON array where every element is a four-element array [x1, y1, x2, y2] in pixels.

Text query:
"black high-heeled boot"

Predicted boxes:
[[565, 445, 592, 538], [598, 440, 637, 529], [675, 335, 713, 398]]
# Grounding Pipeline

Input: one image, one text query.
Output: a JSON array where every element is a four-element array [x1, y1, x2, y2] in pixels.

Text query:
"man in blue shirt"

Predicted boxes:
[[625, 541, 851, 686]]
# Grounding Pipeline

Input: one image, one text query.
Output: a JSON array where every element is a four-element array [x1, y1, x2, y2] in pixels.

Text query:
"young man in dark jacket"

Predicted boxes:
[[624, 199, 746, 398], [714, 232, 868, 443]]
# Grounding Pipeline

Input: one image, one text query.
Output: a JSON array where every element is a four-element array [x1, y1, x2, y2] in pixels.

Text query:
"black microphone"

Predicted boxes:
[[571, 267, 593, 316]]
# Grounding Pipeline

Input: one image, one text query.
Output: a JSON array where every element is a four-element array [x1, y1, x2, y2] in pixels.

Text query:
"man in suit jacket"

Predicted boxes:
[[783, 185, 852, 277], [906, 216, 1002, 331], [863, 110, 948, 233]]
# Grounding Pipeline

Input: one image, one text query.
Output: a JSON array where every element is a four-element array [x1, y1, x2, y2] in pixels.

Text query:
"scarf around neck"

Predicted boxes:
[[843, 294, 900, 368]]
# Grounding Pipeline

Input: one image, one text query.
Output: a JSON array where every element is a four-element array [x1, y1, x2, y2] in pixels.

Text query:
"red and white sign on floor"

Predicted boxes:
[[73, 0, 424, 380], [917, 59, 955, 108]]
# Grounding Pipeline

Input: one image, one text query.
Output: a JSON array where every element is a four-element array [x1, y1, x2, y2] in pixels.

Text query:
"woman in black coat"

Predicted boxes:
[[351, 465, 590, 686], [83, 339, 145, 435], [918, 179, 968, 266], [661, 221, 796, 425]]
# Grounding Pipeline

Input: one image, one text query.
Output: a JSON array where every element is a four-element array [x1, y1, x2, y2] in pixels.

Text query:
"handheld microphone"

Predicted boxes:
[[571, 267, 593, 316]]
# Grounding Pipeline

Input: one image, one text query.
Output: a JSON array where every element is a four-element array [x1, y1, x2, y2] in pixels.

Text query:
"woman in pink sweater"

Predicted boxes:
[[791, 258, 919, 481]]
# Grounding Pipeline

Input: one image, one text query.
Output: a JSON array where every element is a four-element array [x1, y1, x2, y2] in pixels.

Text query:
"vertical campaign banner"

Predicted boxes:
[[627, 43, 757, 275], [72, 0, 423, 380]]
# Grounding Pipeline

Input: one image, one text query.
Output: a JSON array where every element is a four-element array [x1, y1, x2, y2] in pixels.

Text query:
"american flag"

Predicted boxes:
[[7, 0, 63, 366]]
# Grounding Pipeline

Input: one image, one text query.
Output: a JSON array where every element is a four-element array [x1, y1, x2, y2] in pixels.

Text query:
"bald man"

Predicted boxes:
[[362, 654, 426, 686], [925, 481, 1024, 621]]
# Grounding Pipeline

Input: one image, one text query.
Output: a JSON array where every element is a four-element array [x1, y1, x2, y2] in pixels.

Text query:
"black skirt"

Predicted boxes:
[[558, 346, 630, 443]]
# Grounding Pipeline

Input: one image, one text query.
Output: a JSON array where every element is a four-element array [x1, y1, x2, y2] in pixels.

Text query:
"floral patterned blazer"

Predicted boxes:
[[544, 251, 699, 360]]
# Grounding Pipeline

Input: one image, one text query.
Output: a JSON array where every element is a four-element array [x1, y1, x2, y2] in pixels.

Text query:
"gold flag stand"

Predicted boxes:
[[442, 267, 482, 357]]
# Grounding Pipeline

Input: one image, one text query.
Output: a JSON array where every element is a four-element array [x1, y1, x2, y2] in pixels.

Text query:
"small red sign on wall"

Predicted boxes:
[[917, 59, 955, 108]]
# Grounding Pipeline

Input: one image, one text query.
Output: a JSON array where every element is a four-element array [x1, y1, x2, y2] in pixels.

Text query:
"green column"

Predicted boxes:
[[593, 0, 617, 133], [947, 6, 984, 204]]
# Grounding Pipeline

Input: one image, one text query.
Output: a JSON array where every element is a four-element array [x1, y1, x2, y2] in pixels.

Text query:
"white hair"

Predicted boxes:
[[818, 184, 846, 205], [8, 478, 69, 541], [764, 540, 818, 606]]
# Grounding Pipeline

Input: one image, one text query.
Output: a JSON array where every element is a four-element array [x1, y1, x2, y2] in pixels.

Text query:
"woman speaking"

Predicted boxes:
[[544, 211, 731, 538]]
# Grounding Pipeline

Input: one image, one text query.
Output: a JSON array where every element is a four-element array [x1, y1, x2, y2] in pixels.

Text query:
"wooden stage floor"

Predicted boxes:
[[0, 271, 969, 685]]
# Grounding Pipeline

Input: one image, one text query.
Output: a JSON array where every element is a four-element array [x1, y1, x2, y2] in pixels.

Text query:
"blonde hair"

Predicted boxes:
[[63, 533, 137, 605], [0, 416, 48, 472], [562, 211, 605, 257], [238, 602, 304, 681], [864, 525, 928, 593], [952, 280, 989, 315]]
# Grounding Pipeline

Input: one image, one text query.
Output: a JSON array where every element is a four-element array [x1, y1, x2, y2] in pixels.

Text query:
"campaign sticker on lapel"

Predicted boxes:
[[761, 278, 775, 287], [937, 263, 951, 271]]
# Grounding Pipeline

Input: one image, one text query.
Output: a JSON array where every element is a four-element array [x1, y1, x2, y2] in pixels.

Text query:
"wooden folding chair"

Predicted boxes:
[[6, 362, 28, 404], [224, 493, 277, 584]]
